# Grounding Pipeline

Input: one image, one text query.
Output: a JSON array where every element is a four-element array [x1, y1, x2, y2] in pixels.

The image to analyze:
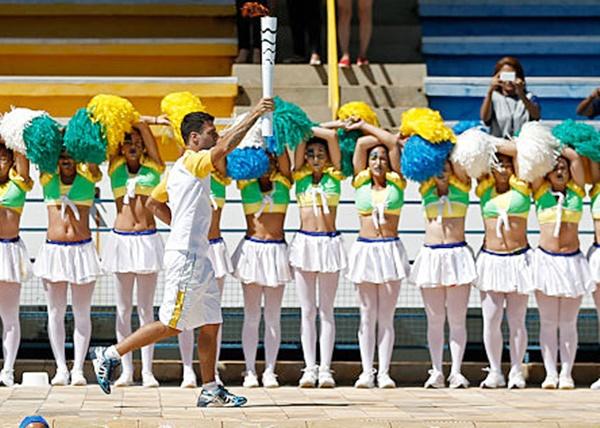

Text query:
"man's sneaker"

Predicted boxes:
[[0, 369, 14, 387], [197, 385, 248, 407], [90, 346, 120, 395], [508, 367, 526, 389], [298, 366, 318, 388], [479, 368, 506, 389], [318, 367, 336, 388], [242, 371, 259, 388], [448, 372, 470, 389], [424, 369, 445, 388]]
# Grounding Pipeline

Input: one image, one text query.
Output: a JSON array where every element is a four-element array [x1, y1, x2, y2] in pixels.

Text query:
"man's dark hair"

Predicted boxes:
[[181, 111, 215, 145], [306, 137, 328, 153]]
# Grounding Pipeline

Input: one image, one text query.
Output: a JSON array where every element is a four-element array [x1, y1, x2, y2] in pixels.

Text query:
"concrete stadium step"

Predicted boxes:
[[425, 76, 599, 120], [0, 37, 237, 76], [0, 0, 235, 38], [0, 75, 237, 117], [234, 105, 411, 129]]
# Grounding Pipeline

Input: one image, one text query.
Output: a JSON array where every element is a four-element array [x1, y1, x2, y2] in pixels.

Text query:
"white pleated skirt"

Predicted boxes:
[[34, 238, 102, 284], [0, 237, 32, 283], [409, 242, 477, 288], [587, 244, 600, 284], [101, 229, 164, 274], [531, 247, 595, 298], [208, 237, 233, 279], [289, 230, 347, 273], [232, 237, 292, 287], [475, 247, 533, 294], [346, 237, 410, 284]]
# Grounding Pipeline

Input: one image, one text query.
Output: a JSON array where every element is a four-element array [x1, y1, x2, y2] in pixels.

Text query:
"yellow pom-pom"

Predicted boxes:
[[337, 101, 379, 126], [160, 92, 207, 147], [400, 107, 456, 144], [87, 94, 140, 157]]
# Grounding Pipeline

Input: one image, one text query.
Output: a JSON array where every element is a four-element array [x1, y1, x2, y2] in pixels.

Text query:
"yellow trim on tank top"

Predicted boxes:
[[537, 209, 582, 225]]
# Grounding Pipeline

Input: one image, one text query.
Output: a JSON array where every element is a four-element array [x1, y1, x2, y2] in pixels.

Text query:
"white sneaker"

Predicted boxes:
[[262, 369, 279, 388], [508, 367, 526, 389], [591, 377, 600, 390], [354, 370, 376, 389], [541, 373, 558, 389], [180, 368, 197, 388], [114, 372, 133, 387], [558, 375, 575, 390], [298, 366, 318, 388], [479, 368, 506, 389], [448, 372, 470, 389], [424, 369, 445, 388], [318, 367, 336, 388], [70, 370, 87, 386], [51, 369, 70, 386], [0, 369, 14, 387], [243, 371, 259, 388], [377, 372, 396, 389], [142, 372, 159, 388]]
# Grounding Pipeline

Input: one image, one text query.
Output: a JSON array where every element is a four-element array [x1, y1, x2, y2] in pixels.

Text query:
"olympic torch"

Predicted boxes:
[[260, 16, 277, 137]]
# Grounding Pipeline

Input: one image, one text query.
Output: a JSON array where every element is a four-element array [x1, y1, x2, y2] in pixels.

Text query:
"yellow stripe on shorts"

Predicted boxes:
[[168, 290, 186, 329]]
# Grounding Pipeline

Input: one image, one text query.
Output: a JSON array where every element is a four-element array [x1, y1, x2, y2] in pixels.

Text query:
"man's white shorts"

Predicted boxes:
[[159, 250, 223, 331]]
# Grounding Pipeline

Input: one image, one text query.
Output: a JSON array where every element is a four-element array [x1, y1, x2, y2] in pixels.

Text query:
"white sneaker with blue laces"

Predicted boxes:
[[196, 385, 248, 407]]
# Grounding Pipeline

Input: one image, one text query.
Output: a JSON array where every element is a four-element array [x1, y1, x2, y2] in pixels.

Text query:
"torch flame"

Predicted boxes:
[[241, 2, 270, 18]]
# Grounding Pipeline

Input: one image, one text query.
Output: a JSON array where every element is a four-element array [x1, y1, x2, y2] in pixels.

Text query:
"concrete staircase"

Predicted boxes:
[[233, 64, 427, 128]]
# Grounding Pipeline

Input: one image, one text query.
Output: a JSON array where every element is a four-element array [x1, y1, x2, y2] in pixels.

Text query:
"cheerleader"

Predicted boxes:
[[101, 120, 165, 387], [589, 161, 600, 389], [290, 127, 345, 388], [346, 123, 408, 389], [531, 147, 594, 389], [232, 151, 293, 388], [474, 142, 532, 389], [0, 143, 32, 386], [34, 153, 103, 386]]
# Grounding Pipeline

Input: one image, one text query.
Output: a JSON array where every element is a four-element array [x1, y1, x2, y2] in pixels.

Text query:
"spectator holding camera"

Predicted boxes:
[[576, 88, 600, 119], [480, 57, 541, 138]]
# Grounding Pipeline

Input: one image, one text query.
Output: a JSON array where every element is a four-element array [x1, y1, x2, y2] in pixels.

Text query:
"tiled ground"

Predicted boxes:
[[2, 385, 600, 427]]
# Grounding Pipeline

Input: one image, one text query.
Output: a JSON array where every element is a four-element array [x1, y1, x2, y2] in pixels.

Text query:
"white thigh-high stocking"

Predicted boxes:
[[215, 277, 225, 372], [356, 283, 378, 374], [535, 291, 559, 376], [295, 269, 318, 368], [377, 281, 401, 375], [421, 287, 446, 373], [317, 272, 339, 369], [558, 296, 582, 378], [115, 273, 135, 375], [136, 273, 158, 374], [506, 292, 529, 372], [70, 282, 95, 372], [177, 328, 195, 373], [45, 281, 69, 372], [0, 282, 21, 372], [242, 283, 263, 373], [263, 284, 285, 372], [446, 284, 470, 375], [480, 291, 504, 373]]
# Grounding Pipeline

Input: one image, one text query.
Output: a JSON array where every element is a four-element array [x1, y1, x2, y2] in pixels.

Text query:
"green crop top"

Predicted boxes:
[[109, 155, 164, 203], [210, 170, 231, 210], [238, 171, 291, 216], [40, 163, 102, 220], [419, 175, 470, 222], [534, 179, 584, 237], [0, 169, 33, 214], [353, 169, 405, 227], [293, 164, 344, 215], [590, 183, 600, 221]]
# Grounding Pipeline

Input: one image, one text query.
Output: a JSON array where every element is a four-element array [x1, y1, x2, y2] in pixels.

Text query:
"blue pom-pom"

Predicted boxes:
[[226, 147, 270, 180], [401, 135, 454, 182], [453, 120, 485, 135], [20, 416, 49, 428], [264, 135, 279, 155]]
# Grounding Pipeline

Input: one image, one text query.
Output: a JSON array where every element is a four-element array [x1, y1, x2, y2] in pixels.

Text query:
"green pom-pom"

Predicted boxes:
[[22, 115, 63, 173], [552, 119, 600, 162], [63, 108, 107, 164], [272, 97, 315, 155], [338, 128, 361, 177]]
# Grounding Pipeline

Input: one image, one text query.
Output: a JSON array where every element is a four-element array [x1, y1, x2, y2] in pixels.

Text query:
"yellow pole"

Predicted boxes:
[[326, 0, 340, 120]]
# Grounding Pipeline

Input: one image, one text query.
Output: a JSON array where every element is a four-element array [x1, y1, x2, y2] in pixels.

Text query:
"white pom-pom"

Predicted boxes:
[[225, 113, 263, 148], [0, 107, 45, 153], [516, 122, 560, 182], [451, 128, 500, 179]]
